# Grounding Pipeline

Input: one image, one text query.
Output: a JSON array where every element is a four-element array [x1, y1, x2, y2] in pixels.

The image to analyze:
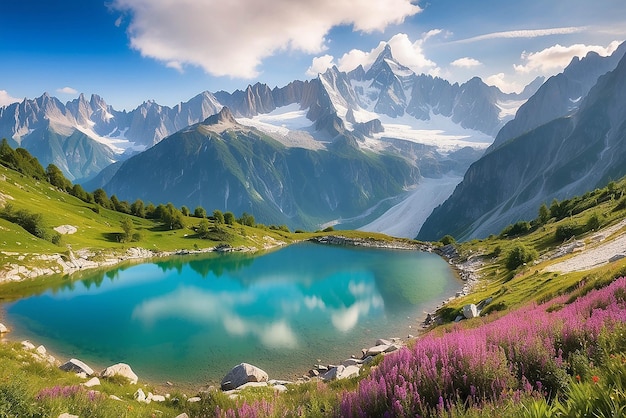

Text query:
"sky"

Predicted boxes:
[[1, 0, 625, 111]]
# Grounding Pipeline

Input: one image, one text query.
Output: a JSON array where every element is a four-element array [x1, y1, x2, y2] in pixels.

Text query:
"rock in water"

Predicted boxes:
[[221, 363, 269, 391], [0, 323, 8, 333], [101, 363, 138, 384], [60, 358, 94, 376]]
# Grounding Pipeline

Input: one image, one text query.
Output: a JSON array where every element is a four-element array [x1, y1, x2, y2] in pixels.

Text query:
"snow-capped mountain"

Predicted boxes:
[[418, 43, 626, 241], [0, 44, 547, 235]]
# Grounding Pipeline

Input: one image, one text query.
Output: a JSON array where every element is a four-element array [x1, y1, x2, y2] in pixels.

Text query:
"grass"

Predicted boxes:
[[3, 162, 626, 415]]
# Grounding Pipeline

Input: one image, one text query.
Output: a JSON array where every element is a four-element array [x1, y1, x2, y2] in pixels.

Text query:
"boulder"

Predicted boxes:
[[58, 413, 79, 418], [83, 377, 100, 388], [462, 304, 479, 319], [609, 254, 626, 263], [150, 394, 166, 402], [101, 363, 138, 384], [321, 365, 360, 381], [60, 358, 94, 376], [273, 384, 288, 393], [375, 338, 392, 346], [237, 381, 268, 390], [221, 363, 269, 391], [175, 414, 190, 418], [0, 323, 7, 333], [21, 340, 35, 350], [133, 388, 147, 403]]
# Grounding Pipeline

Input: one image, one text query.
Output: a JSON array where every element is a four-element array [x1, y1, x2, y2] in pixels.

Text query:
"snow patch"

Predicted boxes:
[[496, 99, 526, 119], [359, 175, 463, 239]]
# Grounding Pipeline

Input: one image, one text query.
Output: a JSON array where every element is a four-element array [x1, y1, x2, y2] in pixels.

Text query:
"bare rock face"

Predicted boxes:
[[221, 363, 269, 391], [101, 363, 138, 384]]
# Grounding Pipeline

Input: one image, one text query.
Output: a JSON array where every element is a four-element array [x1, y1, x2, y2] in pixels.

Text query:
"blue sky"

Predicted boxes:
[[1, 0, 625, 111]]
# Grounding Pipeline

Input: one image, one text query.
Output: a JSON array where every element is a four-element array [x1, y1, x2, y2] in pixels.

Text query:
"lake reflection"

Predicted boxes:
[[3, 243, 459, 384]]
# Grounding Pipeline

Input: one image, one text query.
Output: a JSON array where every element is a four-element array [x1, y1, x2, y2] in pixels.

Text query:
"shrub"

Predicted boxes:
[[506, 244, 538, 270], [555, 223, 579, 242], [322, 226, 335, 232], [439, 234, 456, 245]]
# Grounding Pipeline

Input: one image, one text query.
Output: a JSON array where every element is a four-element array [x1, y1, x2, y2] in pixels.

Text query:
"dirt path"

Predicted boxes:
[[544, 219, 626, 273]]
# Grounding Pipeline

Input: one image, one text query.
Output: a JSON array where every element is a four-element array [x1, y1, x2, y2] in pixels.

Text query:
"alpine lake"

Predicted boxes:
[[1, 242, 461, 386]]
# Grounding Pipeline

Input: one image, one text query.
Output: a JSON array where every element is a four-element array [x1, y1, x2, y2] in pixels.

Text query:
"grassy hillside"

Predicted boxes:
[[2, 150, 626, 416]]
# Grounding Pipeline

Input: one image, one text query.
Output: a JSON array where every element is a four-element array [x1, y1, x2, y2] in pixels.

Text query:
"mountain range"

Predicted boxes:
[[0, 45, 541, 233], [418, 42, 626, 241], [5, 42, 625, 238]]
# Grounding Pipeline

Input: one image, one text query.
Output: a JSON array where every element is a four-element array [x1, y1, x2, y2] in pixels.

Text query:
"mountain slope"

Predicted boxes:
[[103, 108, 420, 229], [418, 47, 626, 241], [488, 42, 626, 152]]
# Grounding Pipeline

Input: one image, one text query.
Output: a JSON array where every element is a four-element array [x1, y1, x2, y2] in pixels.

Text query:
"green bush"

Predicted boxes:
[[439, 234, 456, 245], [505, 244, 538, 270], [555, 223, 579, 241]]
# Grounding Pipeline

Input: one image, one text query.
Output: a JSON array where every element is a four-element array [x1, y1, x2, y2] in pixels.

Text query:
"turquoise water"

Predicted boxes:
[[2, 243, 460, 386]]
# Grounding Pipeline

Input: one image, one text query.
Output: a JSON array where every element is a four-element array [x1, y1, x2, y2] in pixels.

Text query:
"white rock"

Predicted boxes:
[[221, 363, 269, 391], [338, 365, 360, 380], [273, 384, 288, 393], [58, 413, 79, 418], [36, 345, 47, 355], [60, 358, 94, 376], [187, 396, 201, 403], [237, 381, 268, 390], [364, 345, 390, 357], [0, 323, 7, 333], [175, 414, 190, 418], [21, 340, 35, 350], [134, 388, 147, 403], [151, 394, 166, 402], [109, 395, 122, 401], [83, 377, 100, 388], [375, 338, 392, 346], [462, 304, 479, 319], [101, 363, 138, 384]]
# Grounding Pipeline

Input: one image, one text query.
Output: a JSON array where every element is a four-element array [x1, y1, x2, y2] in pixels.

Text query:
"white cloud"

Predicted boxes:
[[57, 86, 78, 95], [451, 57, 482, 68], [456, 26, 588, 44], [514, 41, 622, 74], [166, 61, 184, 73], [322, 32, 440, 76], [112, 0, 422, 78], [484, 73, 523, 94], [306, 54, 336, 77], [0, 90, 20, 106]]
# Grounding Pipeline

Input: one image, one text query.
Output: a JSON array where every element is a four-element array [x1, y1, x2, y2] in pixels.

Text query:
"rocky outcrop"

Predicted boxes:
[[221, 363, 269, 391], [101, 363, 138, 384], [60, 358, 94, 376], [0, 323, 7, 333]]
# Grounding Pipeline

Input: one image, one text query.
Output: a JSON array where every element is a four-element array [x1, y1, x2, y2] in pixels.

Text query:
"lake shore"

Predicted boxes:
[[0, 235, 476, 398]]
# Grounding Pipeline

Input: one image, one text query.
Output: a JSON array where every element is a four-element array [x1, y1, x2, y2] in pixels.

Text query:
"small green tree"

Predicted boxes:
[[224, 211, 235, 225], [440, 235, 456, 245], [585, 213, 601, 232], [46, 164, 72, 191], [130, 199, 146, 218], [194, 206, 207, 218], [238, 212, 255, 227], [93, 188, 110, 208], [197, 219, 210, 238], [505, 244, 538, 270], [181, 206, 190, 217], [538, 203, 550, 225], [213, 209, 225, 225], [120, 217, 134, 242]]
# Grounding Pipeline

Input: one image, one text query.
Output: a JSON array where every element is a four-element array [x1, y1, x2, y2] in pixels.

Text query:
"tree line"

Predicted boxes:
[[0, 138, 260, 242]]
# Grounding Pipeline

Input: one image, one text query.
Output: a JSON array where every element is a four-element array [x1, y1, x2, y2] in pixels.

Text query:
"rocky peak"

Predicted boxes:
[[204, 106, 235, 126]]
